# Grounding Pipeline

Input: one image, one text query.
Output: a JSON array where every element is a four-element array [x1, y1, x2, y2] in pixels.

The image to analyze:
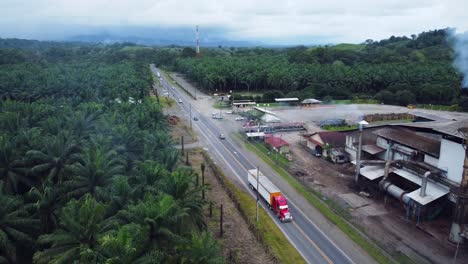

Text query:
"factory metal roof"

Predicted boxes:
[[393, 169, 450, 205], [373, 127, 440, 157]]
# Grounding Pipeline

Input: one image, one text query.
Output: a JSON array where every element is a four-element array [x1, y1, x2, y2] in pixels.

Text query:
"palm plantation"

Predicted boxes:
[[0, 40, 223, 263]]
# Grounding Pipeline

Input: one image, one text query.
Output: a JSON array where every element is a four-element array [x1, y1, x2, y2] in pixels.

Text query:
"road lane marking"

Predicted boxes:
[[154, 68, 354, 264], [154, 75, 315, 264], [293, 221, 334, 264]]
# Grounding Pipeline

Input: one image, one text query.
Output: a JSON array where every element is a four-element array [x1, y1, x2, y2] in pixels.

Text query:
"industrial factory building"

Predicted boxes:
[[345, 120, 468, 243]]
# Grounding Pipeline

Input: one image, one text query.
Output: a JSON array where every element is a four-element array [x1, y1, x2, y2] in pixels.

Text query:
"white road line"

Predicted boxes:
[[155, 68, 356, 264]]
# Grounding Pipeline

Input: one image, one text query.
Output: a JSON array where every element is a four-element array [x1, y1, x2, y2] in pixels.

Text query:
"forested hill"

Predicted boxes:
[[162, 29, 467, 110], [0, 41, 224, 263]]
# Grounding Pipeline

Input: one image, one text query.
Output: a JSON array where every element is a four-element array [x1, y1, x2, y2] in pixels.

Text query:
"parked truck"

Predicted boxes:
[[247, 169, 293, 222]]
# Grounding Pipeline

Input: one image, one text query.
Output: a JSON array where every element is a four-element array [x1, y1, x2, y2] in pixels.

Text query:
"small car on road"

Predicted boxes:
[[235, 117, 245, 121], [219, 133, 226, 139], [193, 116, 199, 121]]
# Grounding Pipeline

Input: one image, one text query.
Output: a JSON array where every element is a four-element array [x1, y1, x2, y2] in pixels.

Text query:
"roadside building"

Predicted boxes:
[[302, 98, 322, 107], [302, 131, 346, 159], [274, 98, 299, 106], [261, 113, 281, 123], [245, 131, 266, 140], [264, 135, 290, 154], [233, 101, 256, 108]]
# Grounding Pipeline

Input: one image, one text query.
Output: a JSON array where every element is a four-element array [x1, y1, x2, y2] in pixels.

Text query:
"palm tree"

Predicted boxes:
[[107, 176, 132, 215], [178, 231, 224, 264], [0, 191, 39, 264], [27, 184, 63, 234], [158, 149, 180, 172], [65, 111, 98, 141], [162, 168, 205, 230], [64, 144, 125, 201], [33, 195, 112, 264], [0, 136, 30, 194], [117, 194, 187, 258], [98, 223, 165, 264], [129, 161, 168, 200], [26, 132, 81, 184]]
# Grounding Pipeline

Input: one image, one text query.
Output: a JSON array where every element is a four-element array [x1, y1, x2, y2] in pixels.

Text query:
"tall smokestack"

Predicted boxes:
[[195, 25, 200, 59], [453, 31, 468, 88]]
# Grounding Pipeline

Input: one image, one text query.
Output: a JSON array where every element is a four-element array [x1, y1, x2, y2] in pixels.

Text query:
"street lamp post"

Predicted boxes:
[[355, 120, 369, 184]]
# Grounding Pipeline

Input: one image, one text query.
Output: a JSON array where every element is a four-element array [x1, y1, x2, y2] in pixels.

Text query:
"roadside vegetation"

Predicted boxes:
[[0, 41, 224, 263]]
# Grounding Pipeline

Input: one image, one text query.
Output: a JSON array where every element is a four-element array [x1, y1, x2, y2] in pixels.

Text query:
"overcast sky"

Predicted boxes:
[[1, 0, 467, 44]]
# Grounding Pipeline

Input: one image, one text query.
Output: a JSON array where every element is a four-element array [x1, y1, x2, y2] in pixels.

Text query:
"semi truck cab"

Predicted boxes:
[[272, 195, 293, 222]]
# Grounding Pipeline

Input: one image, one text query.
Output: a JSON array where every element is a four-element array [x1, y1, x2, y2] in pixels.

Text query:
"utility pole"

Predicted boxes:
[[256, 166, 260, 222], [189, 103, 192, 129]]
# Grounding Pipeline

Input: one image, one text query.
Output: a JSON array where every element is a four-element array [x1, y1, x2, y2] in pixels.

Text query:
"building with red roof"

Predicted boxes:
[[264, 135, 290, 154]]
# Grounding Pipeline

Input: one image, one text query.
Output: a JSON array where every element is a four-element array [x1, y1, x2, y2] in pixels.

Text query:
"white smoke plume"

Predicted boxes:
[[453, 31, 468, 88]]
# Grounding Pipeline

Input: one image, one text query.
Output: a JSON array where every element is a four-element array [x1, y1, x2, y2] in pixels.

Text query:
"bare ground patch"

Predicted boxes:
[[188, 149, 275, 264]]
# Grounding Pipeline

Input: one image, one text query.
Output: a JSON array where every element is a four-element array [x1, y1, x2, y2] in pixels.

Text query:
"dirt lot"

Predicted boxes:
[[188, 149, 275, 264], [163, 103, 197, 145]]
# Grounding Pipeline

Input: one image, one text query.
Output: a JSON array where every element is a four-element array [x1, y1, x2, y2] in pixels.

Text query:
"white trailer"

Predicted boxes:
[[248, 169, 281, 205], [247, 169, 293, 222]]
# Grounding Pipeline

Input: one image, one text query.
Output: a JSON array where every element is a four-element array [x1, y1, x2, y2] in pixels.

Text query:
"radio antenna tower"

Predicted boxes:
[[195, 25, 200, 58]]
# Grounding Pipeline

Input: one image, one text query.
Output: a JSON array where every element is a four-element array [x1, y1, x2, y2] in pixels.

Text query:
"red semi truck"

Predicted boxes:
[[247, 169, 293, 222]]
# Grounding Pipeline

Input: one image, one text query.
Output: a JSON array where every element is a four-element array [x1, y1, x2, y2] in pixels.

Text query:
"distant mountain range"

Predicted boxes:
[[49, 26, 261, 47], [65, 33, 261, 47]]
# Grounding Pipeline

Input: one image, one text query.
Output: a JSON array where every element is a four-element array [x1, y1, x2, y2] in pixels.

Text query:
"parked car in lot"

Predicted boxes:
[[226, 111, 233, 114], [219, 133, 226, 139], [235, 117, 245, 121]]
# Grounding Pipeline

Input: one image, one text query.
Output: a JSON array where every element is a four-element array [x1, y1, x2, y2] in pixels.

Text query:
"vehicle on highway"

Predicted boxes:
[[235, 117, 245, 121], [248, 169, 293, 222], [193, 116, 199, 121], [178, 99, 183, 103], [219, 133, 226, 139], [226, 110, 233, 114], [212, 113, 223, 119]]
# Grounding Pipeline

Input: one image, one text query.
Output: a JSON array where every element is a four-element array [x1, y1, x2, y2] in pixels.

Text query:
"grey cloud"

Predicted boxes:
[[0, 0, 467, 45]]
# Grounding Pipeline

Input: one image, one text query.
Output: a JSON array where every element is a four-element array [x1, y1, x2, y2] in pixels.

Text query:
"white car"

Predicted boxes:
[[226, 111, 233, 114], [178, 99, 183, 103], [235, 117, 245, 121], [219, 134, 226, 139]]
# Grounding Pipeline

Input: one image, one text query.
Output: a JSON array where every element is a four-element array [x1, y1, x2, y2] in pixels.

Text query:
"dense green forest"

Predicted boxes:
[[0, 40, 223, 263], [153, 29, 468, 110]]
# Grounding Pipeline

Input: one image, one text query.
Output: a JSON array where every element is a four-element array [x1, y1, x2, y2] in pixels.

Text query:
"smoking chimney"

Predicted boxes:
[[195, 25, 200, 58]]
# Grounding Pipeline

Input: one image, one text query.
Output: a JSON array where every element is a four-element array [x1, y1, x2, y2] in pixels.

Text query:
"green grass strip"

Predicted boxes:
[[239, 135, 396, 264], [201, 151, 306, 264], [322, 125, 359, 131]]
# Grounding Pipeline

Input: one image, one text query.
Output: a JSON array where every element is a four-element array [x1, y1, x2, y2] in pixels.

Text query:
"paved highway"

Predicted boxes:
[[151, 65, 358, 264]]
